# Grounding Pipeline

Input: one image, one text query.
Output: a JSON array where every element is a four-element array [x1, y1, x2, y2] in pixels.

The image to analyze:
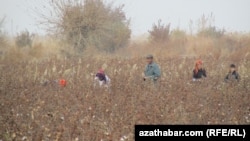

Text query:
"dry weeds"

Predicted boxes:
[[0, 56, 249, 141]]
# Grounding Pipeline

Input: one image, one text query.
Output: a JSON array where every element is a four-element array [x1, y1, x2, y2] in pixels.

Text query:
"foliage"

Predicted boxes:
[[0, 14, 250, 141], [0, 17, 7, 48], [197, 14, 225, 38], [0, 57, 249, 140], [198, 26, 225, 38], [148, 19, 170, 43], [171, 28, 187, 40], [43, 0, 131, 53], [1, 11, 250, 140], [15, 31, 33, 48]]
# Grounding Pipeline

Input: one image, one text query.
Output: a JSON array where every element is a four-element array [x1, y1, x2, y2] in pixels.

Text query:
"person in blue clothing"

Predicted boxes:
[[143, 54, 161, 82]]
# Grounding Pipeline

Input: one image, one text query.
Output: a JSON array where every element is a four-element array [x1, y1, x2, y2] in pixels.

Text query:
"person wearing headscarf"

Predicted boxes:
[[94, 69, 111, 87], [193, 59, 207, 81]]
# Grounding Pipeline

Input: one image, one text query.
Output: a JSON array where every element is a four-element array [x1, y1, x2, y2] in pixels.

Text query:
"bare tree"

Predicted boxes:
[[15, 30, 33, 48], [148, 19, 170, 43], [0, 17, 5, 28], [197, 13, 225, 38], [0, 17, 7, 48]]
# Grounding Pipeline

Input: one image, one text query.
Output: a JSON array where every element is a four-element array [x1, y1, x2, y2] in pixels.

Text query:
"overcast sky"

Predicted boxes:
[[0, 0, 250, 36]]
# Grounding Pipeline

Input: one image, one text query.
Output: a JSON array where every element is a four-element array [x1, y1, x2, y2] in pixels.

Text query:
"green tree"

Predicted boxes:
[[42, 0, 131, 53]]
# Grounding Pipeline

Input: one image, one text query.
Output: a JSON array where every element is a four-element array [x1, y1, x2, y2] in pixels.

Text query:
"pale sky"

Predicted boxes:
[[0, 0, 250, 36]]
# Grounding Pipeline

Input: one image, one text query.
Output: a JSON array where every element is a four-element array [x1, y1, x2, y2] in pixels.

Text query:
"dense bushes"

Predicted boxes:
[[15, 31, 33, 48], [44, 0, 131, 53], [148, 20, 170, 43]]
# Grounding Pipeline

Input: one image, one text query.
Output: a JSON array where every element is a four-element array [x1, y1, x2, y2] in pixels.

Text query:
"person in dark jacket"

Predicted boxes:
[[224, 64, 240, 82], [94, 69, 111, 87], [193, 60, 207, 81]]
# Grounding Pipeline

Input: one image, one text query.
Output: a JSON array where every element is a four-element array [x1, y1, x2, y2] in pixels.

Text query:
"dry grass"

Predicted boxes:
[[0, 54, 249, 141], [0, 32, 250, 140]]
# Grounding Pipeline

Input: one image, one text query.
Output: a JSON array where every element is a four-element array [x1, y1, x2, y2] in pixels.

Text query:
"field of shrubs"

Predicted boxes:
[[0, 55, 249, 141], [0, 1, 249, 140]]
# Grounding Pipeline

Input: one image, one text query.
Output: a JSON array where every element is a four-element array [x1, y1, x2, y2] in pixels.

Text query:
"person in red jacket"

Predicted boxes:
[[193, 60, 207, 81]]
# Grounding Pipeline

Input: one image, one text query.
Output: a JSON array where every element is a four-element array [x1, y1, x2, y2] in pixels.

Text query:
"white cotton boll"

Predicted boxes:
[[22, 136, 27, 141], [102, 63, 108, 69], [179, 63, 183, 69], [63, 69, 71, 77], [44, 68, 47, 76], [132, 64, 137, 70], [52, 65, 56, 73], [142, 73, 145, 77], [120, 135, 128, 141], [60, 116, 64, 121], [163, 72, 166, 77]]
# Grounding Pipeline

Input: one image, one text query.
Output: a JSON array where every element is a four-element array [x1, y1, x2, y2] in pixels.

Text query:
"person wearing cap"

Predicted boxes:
[[94, 69, 111, 88], [144, 54, 161, 82], [193, 59, 207, 81], [224, 64, 240, 82]]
